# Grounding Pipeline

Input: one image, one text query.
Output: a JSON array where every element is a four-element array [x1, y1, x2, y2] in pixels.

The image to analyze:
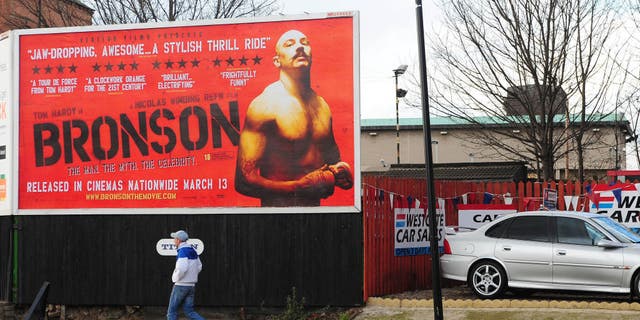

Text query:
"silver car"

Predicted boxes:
[[441, 211, 640, 299]]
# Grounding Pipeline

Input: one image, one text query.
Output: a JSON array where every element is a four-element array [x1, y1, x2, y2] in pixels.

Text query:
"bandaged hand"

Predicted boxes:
[[328, 161, 354, 190], [297, 165, 336, 198]]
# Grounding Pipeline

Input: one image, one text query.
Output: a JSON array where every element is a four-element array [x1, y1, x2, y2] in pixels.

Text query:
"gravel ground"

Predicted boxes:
[[382, 284, 636, 303], [354, 285, 640, 320], [354, 307, 640, 320], [353, 285, 640, 320]]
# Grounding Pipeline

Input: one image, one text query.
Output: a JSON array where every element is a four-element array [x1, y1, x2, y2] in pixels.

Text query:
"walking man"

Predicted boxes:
[[167, 230, 204, 320]]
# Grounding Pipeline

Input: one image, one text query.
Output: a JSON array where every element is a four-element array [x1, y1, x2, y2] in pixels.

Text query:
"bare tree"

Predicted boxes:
[[86, 0, 280, 24], [1, 0, 93, 30], [2, 0, 279, 31], [621, 0, 640, 169], [570, 0, 621, 182], [624, 95, 640, 166], [419, 0, 620, 181]]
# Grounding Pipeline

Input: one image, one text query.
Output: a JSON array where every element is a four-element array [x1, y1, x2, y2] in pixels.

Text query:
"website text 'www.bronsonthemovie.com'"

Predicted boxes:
[[86, 192, 177, 200]]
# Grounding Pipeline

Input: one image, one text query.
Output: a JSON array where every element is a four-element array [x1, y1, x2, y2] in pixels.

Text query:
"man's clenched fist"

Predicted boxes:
[[297, 166, 336, 198], [328, 161, 353, 190]]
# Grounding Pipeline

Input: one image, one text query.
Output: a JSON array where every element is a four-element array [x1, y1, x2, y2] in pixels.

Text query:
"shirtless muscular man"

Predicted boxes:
[[234, 29, 353, 206]]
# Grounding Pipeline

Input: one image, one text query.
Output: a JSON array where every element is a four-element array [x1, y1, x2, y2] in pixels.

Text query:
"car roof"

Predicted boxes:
[[471, 210, 603, 231], [503, 210, 603, 219]]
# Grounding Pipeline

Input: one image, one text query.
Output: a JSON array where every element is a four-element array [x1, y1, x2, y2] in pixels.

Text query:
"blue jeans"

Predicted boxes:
[[167, 285, 204, 320]]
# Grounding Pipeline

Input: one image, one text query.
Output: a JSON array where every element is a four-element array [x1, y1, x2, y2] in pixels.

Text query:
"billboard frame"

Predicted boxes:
[[12, 12, 361, 215]]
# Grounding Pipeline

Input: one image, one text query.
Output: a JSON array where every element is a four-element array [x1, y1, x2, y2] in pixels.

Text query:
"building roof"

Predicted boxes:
[[503, 84, 568, 116], [361, 113, 630, 130], [365, 162, 528, 182], [65, 0, 94, 12]]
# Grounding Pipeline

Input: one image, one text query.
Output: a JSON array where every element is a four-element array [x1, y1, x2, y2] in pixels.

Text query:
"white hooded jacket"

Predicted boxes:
[[172, 242, 202, 286]]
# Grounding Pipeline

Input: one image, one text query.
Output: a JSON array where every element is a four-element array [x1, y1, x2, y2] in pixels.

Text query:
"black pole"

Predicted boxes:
[[4, 215, 12, 300], [415, 1, 444, 319], [395, 73, 401, 164]]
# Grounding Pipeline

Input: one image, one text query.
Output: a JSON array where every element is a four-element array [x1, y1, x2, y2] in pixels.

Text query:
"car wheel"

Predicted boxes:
[[468, 261, 506, 299], [633, 272, 640, 299]]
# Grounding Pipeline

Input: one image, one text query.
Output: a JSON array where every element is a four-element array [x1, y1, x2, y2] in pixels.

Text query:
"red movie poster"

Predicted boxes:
[[18, 13, 358, 212]]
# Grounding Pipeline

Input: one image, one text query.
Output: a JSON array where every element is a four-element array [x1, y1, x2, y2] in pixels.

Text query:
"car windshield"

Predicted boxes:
[[591, 216, 640, 243]]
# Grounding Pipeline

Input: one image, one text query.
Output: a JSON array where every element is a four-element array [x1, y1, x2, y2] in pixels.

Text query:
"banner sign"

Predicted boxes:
[[156, 238, 204, 256], [590, 183, 640, 228], [543, 188, 557, 209], [394, 199, 445, 257], [0, 33, 12, 215], [16, 13, 359, 213], [457, 204, 516, 229]]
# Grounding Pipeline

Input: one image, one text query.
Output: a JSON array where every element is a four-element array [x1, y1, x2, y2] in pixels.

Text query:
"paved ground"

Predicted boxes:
[[59, 294, 640, 320], [353, 286, 640, 320], [131, 302, 640, 320], [17, 285, 640, 319], [354, 306, 640, 320]]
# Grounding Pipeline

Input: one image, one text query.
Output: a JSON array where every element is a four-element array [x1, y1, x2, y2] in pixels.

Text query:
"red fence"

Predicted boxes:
[[362, 176, 593, 300]]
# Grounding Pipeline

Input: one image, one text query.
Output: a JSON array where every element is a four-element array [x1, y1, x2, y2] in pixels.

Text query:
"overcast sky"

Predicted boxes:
[[278, 1, 639, 170], [278, 0, 442, 120]]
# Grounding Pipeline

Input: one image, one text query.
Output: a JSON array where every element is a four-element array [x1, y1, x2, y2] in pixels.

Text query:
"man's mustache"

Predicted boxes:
[[293, 49, 309, 60]]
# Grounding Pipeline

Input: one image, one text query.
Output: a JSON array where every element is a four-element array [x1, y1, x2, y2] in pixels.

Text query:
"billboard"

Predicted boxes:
[[589, 183, 640, 228], [16, 13, 359, 213], [457, 204, 516, 229], [0, 32, 12, 215], [394, 199, 445, 256]]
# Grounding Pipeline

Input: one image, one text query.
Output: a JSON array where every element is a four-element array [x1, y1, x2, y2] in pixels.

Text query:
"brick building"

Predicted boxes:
[[0, 0, 92, 32]]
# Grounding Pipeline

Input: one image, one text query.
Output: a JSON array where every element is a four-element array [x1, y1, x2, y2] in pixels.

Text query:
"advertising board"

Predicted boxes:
[[590, 183, 640, 228], [394, 199, 445, 256], [457, 204, 516, 229], [0, 32, 12, 215], [16, 13, 359, 214], [543, 188, 557, 209]]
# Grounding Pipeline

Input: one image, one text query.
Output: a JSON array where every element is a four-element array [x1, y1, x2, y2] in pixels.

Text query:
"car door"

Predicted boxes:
[[494, 215, 553, 285], [552, 216, 624, 287]]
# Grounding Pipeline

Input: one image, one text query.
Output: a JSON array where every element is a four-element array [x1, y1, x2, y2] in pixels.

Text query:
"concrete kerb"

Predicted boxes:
[[366, 297, 640, 311]]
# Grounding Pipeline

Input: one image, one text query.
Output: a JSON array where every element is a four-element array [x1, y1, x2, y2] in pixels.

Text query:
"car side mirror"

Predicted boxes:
[[596, 239, 625, 248]]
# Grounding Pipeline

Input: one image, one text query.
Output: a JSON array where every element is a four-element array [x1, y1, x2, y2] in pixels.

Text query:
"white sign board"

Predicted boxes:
[[394, 199, 445, 256], [156, 238, 204, 256], [457, 204, 517, 229]]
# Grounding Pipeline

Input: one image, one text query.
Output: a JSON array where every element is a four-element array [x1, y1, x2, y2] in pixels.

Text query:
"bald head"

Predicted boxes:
[[273, 29, 312, 70]]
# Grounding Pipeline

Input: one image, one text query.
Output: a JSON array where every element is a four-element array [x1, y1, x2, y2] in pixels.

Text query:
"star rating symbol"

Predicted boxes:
[[62, 58, 210, 72], [43, 65, 52, 74], [209, 55, 263, 68], [32, 66, 40, 74]]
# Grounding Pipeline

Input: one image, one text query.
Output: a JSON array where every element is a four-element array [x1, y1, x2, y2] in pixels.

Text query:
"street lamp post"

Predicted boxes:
[[394, 65, 408, 164], [415, 1, 443, 319]]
